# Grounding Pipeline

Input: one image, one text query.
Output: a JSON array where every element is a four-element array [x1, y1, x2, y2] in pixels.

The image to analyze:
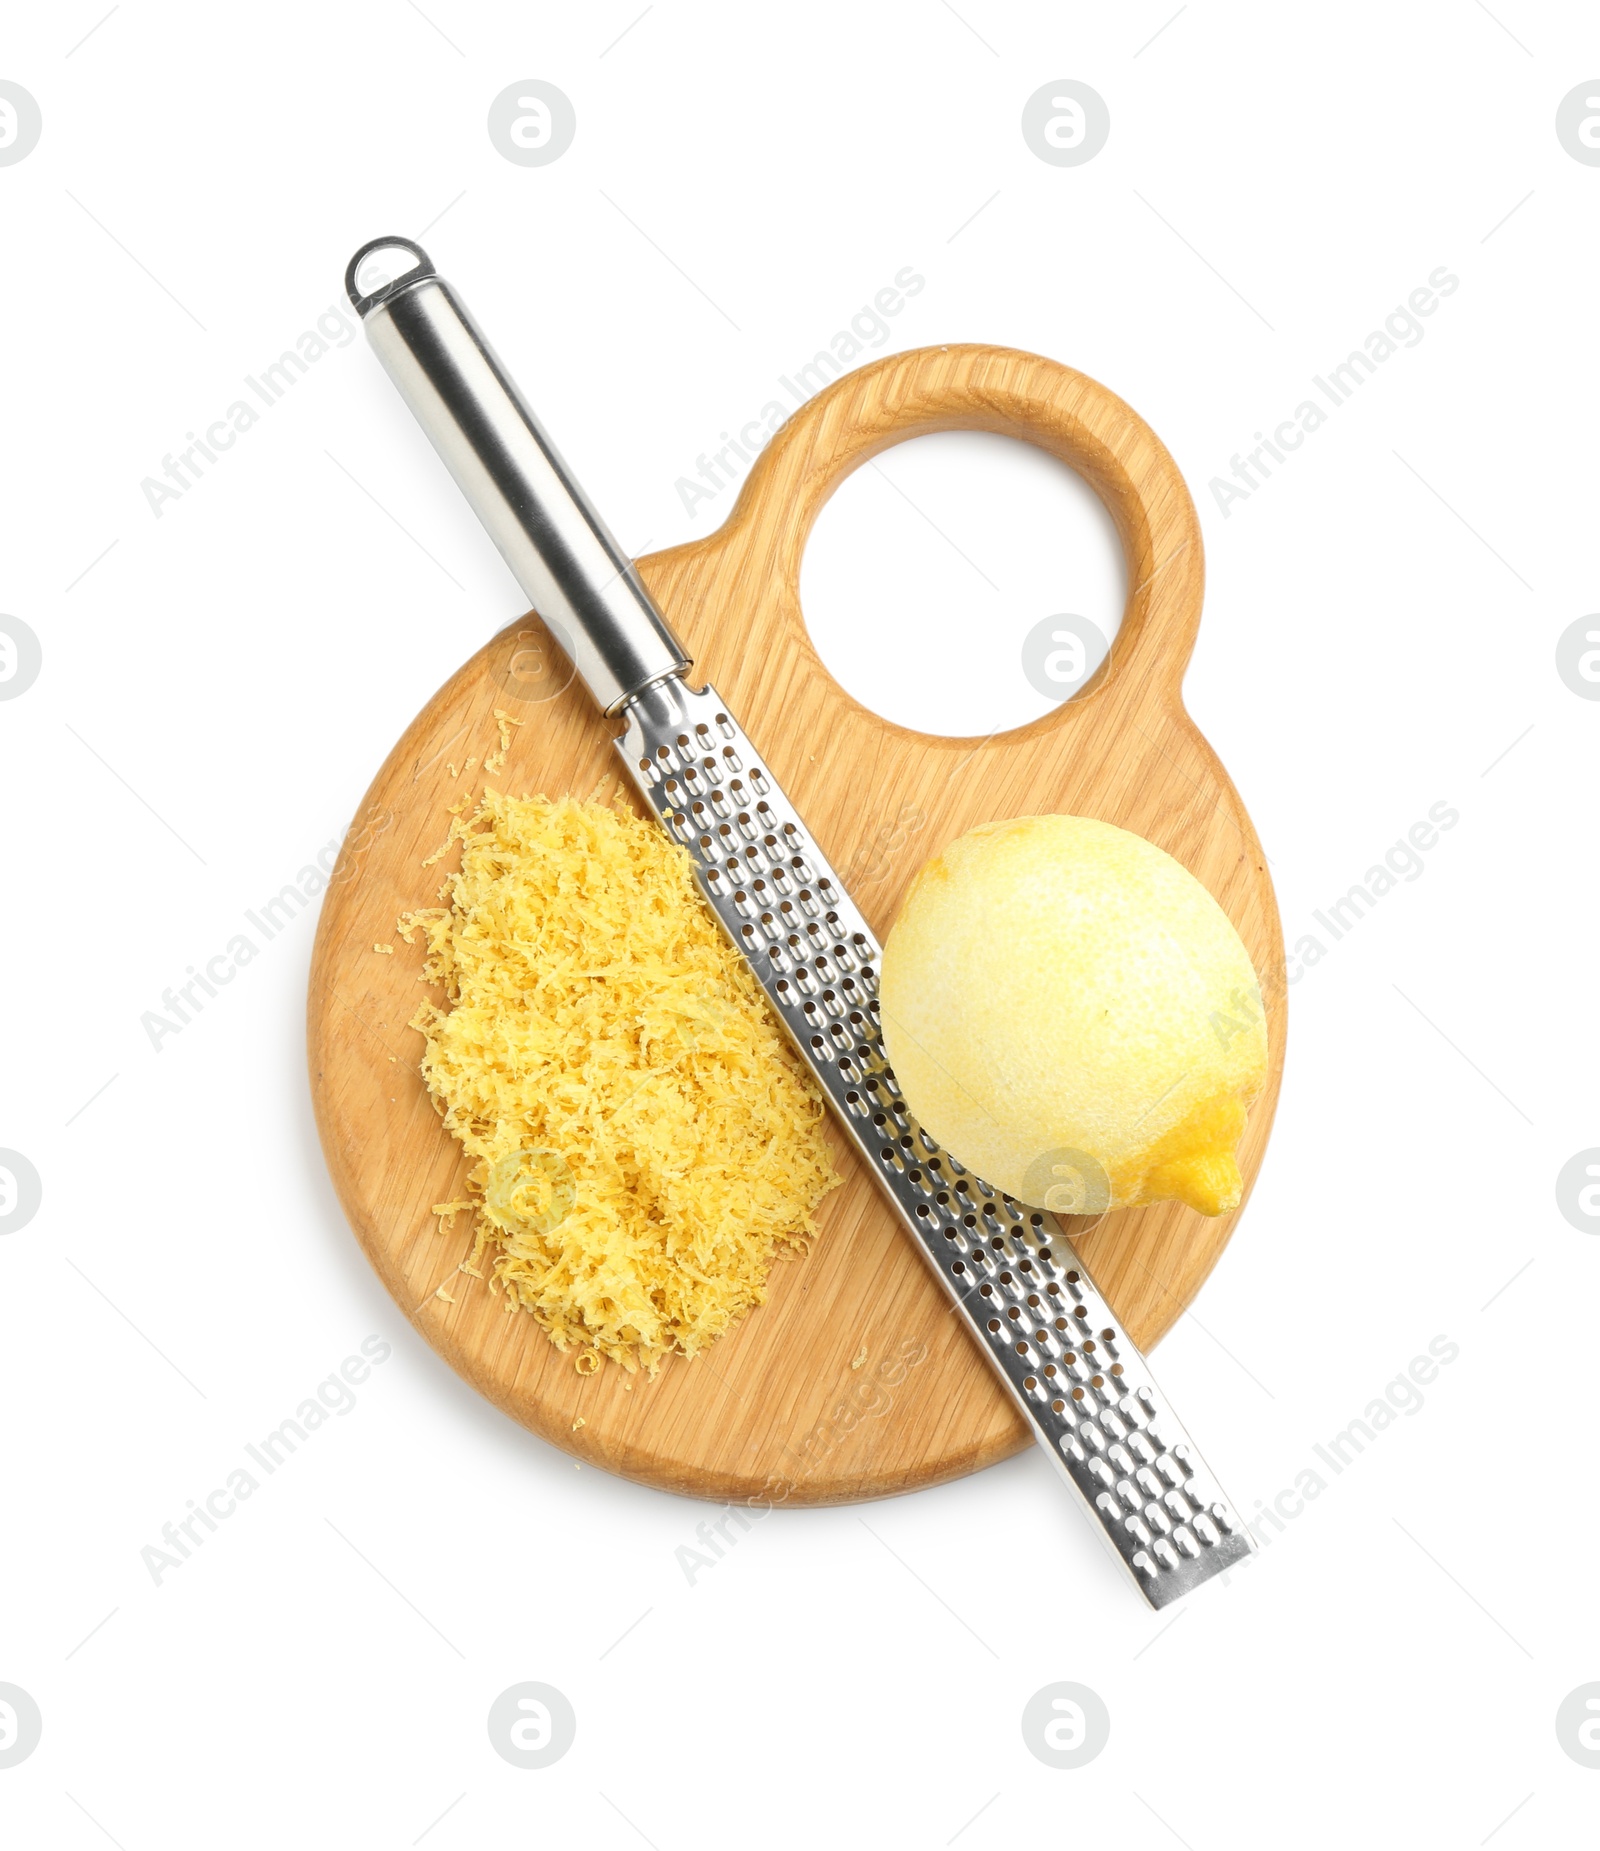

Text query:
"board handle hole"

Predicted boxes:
[[797, 431, 1126, 739]]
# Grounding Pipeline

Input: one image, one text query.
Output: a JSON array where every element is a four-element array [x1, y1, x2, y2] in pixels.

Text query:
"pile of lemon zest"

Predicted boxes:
[[575, 1352, 600, 1375], [402, 791, 839, 1375]]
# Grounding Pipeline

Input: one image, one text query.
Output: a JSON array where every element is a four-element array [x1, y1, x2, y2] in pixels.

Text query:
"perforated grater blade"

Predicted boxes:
[[617, 681, 1254, 1606], [347, 235, 1257, 1609]]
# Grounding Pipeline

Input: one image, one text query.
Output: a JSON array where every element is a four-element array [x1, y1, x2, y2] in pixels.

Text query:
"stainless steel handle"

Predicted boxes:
[[345, 236, 692, 716]]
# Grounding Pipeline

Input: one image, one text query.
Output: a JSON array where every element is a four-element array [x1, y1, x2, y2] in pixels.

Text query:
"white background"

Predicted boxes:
[[1, 2, 1596, 1844]]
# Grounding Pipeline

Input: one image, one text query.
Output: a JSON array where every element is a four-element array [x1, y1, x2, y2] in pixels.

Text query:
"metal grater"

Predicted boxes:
[[346, 236, 1256, 1609]]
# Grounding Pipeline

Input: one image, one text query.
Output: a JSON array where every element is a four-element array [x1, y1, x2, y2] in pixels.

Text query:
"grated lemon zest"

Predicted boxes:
[[402, 791, 838, 1374], [484, 710, 522, 775]]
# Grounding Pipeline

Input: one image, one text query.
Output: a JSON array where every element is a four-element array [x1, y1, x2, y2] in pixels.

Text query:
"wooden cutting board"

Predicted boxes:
[[308, 344, 1285, 1507]]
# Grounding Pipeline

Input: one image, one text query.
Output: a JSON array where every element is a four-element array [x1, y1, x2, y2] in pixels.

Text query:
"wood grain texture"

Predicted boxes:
[[308, 344, 1286, 1506]]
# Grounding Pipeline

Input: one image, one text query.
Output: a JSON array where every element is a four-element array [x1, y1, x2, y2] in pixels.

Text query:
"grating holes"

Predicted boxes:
[[987, 1318, 1000, 1332], [1111, 1363, 1124, 1377]]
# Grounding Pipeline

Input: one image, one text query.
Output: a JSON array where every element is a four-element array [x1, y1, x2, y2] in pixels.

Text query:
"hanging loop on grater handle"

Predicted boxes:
[[344, 235, 437, 318], [717, 343, 1207, 709]]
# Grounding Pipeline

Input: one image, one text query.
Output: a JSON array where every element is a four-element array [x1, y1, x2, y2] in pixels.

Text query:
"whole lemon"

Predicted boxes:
[[878, 815, 1267, 1217]]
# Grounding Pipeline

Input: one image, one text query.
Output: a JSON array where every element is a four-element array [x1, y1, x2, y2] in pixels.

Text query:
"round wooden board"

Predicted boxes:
[[308, 345, 1286, 1506]]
